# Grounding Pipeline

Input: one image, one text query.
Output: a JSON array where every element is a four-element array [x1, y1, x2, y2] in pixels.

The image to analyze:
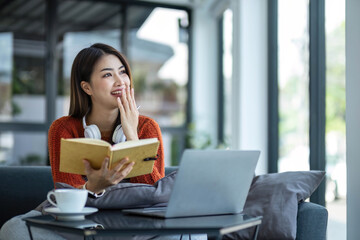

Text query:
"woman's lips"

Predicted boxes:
[[111, 90, 123, 97]]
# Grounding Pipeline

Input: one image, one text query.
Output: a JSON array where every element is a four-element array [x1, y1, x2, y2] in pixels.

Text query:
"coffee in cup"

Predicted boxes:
[[47, 189, 88, 213]]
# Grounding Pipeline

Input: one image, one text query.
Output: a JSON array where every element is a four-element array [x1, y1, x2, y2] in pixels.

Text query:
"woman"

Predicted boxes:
[[0, 43, 167, 240], [49, 43, 165, 195]]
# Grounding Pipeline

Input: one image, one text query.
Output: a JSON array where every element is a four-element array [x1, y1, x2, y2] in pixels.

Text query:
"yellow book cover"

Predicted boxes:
[[59, 138, 159, 178]]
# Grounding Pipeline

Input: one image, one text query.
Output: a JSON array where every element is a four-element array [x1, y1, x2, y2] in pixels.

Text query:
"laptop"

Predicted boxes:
[[122, 149, 260, 218]]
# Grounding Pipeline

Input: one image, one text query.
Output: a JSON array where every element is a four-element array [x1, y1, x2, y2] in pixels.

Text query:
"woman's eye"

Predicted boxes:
[[103, 73, 112, 77], [120, 70, 126, 74]]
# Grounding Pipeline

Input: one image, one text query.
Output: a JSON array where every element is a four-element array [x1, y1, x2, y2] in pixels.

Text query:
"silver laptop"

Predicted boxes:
[[122, 149, 260, 218]]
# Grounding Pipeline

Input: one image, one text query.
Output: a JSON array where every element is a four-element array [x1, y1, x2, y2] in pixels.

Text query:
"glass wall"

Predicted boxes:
[[0, 132, 47, 165], [221, 8, 233, 147], [128, 6, 189, 165], [57, 0, 122, 120], [276, 0, 346, 238], [0, 1, 46, 123], [325, 0, 346, 239], [0, 0, 191, 166], [129, 6, 188, 128], [278, 0, 310, 172], [0, 0, 47, 165]]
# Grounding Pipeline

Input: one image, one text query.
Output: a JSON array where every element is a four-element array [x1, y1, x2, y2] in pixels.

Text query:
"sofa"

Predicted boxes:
[[0, 166, 328, 239]]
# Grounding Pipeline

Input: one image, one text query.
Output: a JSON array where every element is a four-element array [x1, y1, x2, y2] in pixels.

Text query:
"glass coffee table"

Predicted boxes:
[[25, 210, 262, 240]]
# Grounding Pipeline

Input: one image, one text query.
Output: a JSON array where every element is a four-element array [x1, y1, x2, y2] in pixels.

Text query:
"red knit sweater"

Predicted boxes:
[[48, 115, 165, 188]]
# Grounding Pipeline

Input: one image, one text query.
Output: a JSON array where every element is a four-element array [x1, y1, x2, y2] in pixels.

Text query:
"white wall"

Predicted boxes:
[[346, 0, 360, 239], [232, 0, 268, 174], [191, 6, 219, 146]]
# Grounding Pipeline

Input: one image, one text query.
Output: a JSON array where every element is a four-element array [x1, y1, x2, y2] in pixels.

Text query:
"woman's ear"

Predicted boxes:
[[80, 81, 92, 95]]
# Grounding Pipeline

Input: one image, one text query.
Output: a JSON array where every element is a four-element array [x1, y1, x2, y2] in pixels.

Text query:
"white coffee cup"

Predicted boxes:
[[47, 189, 88, 213]]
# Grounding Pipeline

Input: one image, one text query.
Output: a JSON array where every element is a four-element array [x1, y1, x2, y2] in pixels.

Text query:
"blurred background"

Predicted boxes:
[[0, 0, 346, 239]]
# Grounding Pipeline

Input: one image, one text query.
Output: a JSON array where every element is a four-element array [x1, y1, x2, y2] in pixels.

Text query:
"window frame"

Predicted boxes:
[[0, 0, 193, 166], [268, 0, 326, 206]]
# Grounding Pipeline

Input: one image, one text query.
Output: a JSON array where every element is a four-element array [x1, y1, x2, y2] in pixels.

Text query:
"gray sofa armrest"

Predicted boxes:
[[0, 166, 53, 227], [296, 201, 328, 240]]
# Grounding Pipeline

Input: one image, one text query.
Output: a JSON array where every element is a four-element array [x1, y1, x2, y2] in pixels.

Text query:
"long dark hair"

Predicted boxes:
[[69, 43, 132, 118]]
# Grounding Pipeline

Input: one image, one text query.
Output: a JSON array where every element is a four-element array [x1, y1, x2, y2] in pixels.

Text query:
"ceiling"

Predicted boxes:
[[0, 0, 155, 41], [0, 0, 178, 62]]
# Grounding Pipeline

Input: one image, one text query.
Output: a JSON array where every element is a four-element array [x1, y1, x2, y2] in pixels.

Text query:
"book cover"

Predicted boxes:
[[59, 138, 159, 178]]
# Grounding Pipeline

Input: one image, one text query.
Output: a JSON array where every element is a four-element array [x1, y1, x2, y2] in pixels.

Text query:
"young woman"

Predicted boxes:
[[48, 43, 165, 195]]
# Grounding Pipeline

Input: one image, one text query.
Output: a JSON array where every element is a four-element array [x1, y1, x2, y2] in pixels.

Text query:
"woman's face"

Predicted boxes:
[[81, 54, 131, 110]]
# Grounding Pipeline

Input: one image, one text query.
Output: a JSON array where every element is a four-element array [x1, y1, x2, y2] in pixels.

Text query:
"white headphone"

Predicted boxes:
[[82, 116, 126, 143]]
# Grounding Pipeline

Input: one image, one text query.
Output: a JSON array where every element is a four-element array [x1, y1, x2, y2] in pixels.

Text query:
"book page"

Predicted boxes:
[[60, 139, 110, 175], [65, 138, 110, 147], [110, 140, 160, 178], [111, 138, 158, 151]]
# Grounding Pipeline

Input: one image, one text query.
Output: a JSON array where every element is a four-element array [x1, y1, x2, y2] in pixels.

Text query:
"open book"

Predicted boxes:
[[59, 138, 160, 178]]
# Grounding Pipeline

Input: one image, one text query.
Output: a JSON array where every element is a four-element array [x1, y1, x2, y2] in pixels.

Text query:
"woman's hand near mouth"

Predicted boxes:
[[117, 87, 139, 141]]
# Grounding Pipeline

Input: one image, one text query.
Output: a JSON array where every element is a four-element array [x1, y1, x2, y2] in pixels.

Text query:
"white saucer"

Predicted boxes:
[[44, 207, 98, 221]]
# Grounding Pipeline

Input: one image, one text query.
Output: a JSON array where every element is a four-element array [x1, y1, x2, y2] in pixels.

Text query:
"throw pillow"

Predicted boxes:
[[224, 171, 325, 240], [39, 171, 177, 214]]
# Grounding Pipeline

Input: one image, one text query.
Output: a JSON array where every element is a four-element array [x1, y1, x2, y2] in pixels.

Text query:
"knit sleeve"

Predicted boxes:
[[48, 118, 85, 188], [130, 117, 165, 185]]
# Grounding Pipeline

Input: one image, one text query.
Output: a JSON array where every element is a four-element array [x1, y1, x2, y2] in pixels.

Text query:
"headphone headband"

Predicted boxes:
[[82, 116, 126, 143]]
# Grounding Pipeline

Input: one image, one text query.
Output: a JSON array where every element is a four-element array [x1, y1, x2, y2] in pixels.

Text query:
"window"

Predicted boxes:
[[0, 0, 191, 166], [270, 0, 346, 239], [218, 8, 233, 147], [278, 0, 310, 172], [128, 6, 190, 165], [57, 0, 123, 120], [0, 0, 47, 165], [325, 0, 346, 239]]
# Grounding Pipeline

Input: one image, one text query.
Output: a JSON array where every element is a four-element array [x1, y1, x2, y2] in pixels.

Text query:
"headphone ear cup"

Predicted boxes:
[[112, 125, 126, 143], [84, 125, 101, 139]]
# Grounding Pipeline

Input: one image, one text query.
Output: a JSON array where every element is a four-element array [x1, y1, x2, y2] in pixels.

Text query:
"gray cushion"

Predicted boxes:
[[39, 171, 177, 212], [224, 171, 325, 240]]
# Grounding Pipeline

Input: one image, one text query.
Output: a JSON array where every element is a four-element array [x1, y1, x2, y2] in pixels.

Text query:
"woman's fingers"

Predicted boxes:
[[130, 88, 138, 110], [112, 161, 135, 183], [85, 157, 134, 192], [117, 97, 125, 115], [100, 157, 110, 175], [126, 87, 135, 110], [117, 86, 139, 141], [83, 159, 92, 175], [121, 88, 130, 111], [121, 161, 135, 176], [102, 157, 110, 168], [118, 87, 137, 113], [113, 158, 129, 172], [111, 157, 133, 181]]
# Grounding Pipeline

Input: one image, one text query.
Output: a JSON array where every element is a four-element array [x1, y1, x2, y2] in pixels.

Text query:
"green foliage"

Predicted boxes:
[[151, 79, 179, 102], [279, 20, 345, 159], [11, 59, 65, 96], [20, 154, 44, 165], [11, 62, 45, 95], [185, 123, 211, 149], [11, 101, 21, 116], [133, 72, 147, 95], [170, 136, 180, 166], [325, 21, 346, 134]]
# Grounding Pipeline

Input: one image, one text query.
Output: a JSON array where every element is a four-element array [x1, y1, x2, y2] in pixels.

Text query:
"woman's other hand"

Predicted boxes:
[[117, 87, 139, 141], [83, 157, 135, 194]]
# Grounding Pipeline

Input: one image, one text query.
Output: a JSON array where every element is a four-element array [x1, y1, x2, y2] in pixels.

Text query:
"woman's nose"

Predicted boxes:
[[114, 73, 124, 85]]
